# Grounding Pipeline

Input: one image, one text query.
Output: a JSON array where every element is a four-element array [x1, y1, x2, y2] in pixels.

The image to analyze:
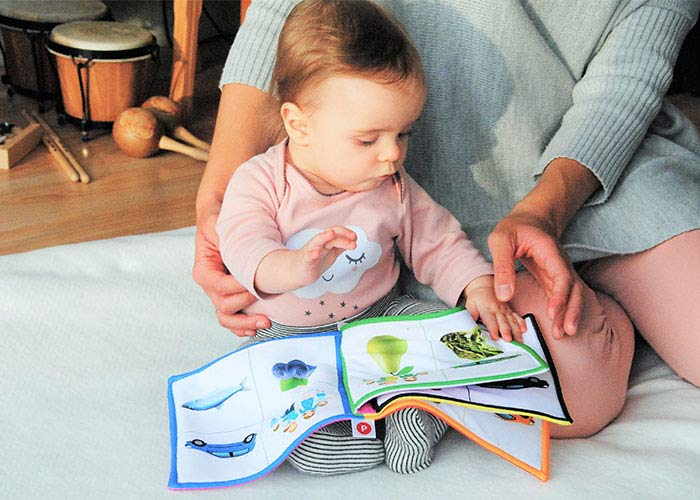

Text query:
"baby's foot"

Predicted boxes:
[[384, 408, 448, 474], [288, 420, 385, 475]]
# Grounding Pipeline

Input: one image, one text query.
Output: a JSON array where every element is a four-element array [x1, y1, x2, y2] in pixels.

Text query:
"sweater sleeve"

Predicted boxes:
[[396, 173, 494, 307], [215, 157, 287, 299], [219, 0, 299, 90], [537, 0, 698, 206]]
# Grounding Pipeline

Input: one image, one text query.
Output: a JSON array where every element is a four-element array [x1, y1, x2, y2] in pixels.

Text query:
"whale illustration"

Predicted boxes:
[[182, 377, 250, 411]]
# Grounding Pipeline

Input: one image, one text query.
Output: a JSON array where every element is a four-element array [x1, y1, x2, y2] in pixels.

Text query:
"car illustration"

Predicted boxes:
[[270, 390, 329, 433], [185, 433, 256, 458], [494, 413, 535, 426]]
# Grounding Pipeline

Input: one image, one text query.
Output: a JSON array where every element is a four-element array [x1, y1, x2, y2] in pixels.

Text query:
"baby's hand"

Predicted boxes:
[[295, 226, 357, 286], [464, 275, 526, 342]]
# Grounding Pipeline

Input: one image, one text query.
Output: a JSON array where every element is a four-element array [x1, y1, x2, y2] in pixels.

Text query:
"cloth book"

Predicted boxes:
[[168, 308, 572, 489]]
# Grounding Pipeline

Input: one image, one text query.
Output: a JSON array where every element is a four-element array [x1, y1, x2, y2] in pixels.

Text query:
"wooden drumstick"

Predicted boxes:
[[42, 135, 80, 182], [141, 96, 211, 151], [20, 110, 79, 182], [112, 107, 209, 162], [27, 111, 90, 183]]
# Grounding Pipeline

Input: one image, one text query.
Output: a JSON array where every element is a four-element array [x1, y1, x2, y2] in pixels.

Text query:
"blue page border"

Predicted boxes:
[[167, 330, 355, 489]]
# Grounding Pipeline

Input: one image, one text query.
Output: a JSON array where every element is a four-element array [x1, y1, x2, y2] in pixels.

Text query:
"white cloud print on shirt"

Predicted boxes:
[[285, 225, 381, 299]]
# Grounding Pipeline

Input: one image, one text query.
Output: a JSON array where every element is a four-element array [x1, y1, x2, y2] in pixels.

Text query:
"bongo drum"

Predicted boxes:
[[0, 1, 108, 99], [47, 21, 159, 137]]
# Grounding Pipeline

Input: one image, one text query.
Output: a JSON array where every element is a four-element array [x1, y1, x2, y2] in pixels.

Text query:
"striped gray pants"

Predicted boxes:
[[255, 293, 450, 475]]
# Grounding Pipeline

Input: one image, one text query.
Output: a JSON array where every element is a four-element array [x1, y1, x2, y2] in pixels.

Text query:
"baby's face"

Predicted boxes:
[[295, 74, 425, 194]]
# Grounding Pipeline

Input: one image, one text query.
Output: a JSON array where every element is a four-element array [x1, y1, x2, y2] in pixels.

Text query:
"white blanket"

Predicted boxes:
[[2, 227, 698, 499]]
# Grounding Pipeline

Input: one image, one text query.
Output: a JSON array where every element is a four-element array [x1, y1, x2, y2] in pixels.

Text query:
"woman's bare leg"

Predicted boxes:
[[510, 272, 635, 438], [581, 229, 700, 387]]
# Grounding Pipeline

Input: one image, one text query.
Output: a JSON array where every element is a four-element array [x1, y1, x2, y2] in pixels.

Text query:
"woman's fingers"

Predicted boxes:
[[487, 230, 517, 302], [216, 310, 270, 336], [523, 244, 580, 338], [563, 278, 584, 336]]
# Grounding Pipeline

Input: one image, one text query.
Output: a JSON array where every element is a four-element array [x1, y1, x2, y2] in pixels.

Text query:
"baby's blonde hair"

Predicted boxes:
[[270, 0, 425, 108]]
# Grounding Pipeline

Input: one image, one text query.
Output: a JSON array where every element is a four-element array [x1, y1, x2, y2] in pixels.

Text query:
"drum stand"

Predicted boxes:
[[60, 56, 105, 142]]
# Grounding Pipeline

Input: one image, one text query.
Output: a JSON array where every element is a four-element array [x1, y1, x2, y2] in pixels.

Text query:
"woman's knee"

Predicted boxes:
[[582, 229, 700, 387], [511, 272, 635, 438]]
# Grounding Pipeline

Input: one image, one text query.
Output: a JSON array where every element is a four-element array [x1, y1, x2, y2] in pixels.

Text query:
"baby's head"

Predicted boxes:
[[271, 0, 425, 108], [270, 0, 426, 194]]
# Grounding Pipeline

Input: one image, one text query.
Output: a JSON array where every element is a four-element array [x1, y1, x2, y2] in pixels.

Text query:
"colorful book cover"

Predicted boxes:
[[167, 308, 571, 489]]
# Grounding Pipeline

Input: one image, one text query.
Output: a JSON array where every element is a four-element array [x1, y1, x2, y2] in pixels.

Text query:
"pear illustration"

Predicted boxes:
[[367, 335, 408, 374]]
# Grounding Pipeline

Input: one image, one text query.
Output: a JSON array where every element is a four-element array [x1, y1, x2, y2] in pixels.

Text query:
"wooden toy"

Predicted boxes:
[[112, 107, 208, 162], [141, 96, 211, 151], [0, 123, 42, 169]]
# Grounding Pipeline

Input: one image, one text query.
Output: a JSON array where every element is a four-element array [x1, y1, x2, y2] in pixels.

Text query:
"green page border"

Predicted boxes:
[[339, 307, 548, 412]]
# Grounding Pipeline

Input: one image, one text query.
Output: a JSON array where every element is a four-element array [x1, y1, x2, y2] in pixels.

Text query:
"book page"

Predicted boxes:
[[168, 332, 351, 488], [368, 315, 572, 423], [424, 401, 549, 480], [339, 308, 548, 412]]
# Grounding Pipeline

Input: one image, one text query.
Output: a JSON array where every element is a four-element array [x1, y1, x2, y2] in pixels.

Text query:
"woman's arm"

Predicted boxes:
[[488, 157, 600, 340], [489, 2, 698, 339], [536, 1, 698, 205], [193, 0, 295, 335], [193, 83, 279, 336], [196, 83, 280, 225]]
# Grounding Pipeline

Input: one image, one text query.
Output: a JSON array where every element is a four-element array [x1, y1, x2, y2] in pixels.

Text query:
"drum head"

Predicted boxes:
[[49, 21, 155, 53], [0, 1, 108, 26]]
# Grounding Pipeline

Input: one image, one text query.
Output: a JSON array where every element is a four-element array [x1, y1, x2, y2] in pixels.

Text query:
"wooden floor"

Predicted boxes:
[[0, 43, 226, 256], [1, 65, 699, 255]]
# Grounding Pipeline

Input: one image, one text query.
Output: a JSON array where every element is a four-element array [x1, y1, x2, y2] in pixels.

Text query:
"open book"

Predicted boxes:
[[168, 308, 571, 489]]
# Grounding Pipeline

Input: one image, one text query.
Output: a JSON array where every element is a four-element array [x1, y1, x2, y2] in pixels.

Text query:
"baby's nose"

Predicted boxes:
[[383, 142, 401, 162]]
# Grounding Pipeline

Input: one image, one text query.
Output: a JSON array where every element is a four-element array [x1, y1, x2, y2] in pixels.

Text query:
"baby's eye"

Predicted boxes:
[[356, 139, 376, 147], [398, 131, 412, 140], [346, 252, 367, 265]]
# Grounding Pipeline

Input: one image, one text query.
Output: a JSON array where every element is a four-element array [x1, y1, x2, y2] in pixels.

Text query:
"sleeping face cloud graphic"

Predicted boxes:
[[285, 225, 382, 299]]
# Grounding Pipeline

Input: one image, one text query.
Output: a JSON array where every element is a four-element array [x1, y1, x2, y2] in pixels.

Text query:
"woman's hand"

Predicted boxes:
[[487, 157, 601, 340], [193, 209, 271, 336], [488, 210, 583, 339]]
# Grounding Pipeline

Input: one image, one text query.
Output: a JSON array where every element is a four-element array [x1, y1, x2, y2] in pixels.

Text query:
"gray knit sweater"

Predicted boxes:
[[221, 0, 700, 267]]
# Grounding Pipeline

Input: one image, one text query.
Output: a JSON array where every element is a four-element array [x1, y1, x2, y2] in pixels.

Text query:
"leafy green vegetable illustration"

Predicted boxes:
[[440, 327, 503, 361]]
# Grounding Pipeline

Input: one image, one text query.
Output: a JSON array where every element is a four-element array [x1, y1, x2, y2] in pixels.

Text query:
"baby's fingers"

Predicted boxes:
[[323, 226, 357, 251], [494, 311, 515, 343], [479, 311, 502, 342], [506, 311, 527, 343], [327, 225, 357, 241], [301, 230, 339, 264], [304, 229, 351, 253], [306, 229, 337, 250]]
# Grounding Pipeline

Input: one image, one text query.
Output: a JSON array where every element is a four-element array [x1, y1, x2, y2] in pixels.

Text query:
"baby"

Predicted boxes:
[[216, 0, 525, 475]]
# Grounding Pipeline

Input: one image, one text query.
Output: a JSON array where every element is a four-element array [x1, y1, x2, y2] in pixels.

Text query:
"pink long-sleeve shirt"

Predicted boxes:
[[216, 141, 493, 327]]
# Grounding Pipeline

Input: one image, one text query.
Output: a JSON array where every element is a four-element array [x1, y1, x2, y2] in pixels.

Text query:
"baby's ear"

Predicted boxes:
[[280, 102, 309, 145]]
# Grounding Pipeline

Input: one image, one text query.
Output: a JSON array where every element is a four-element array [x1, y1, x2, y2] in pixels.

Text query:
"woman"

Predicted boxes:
[[193, 0, 700, 439]]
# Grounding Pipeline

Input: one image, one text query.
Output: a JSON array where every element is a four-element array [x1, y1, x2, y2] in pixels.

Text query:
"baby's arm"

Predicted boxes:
[[396, 173, 525, 341], [254, 226, 357, 295], [464, 275, 526, 342]]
